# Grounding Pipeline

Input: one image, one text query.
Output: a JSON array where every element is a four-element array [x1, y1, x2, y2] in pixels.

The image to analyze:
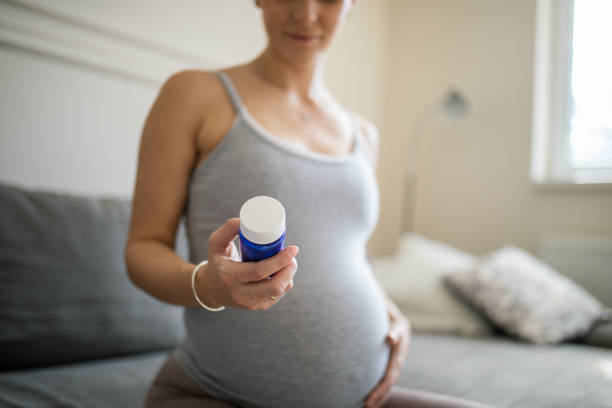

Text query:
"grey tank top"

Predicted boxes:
[[172, 71, 390, 408]]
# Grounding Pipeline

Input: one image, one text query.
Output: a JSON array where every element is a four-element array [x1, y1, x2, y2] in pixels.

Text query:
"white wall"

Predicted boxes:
[[0, 0, 266, 199], [3, 0, 610, 258], [0, 0, 391, 256], [386, 0, 612, 255]]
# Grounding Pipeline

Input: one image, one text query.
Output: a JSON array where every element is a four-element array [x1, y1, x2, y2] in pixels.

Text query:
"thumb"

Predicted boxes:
[[386, 329, 400, 345], [210, 217, 241, 255]]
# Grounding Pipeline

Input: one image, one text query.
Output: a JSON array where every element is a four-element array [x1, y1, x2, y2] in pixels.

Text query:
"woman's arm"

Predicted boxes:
[[124, 70, 298, 310], [124, 70, 214, 307]]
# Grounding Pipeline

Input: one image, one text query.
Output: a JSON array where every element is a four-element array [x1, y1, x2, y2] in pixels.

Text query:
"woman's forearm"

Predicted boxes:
[[124, 239, 213, 307]]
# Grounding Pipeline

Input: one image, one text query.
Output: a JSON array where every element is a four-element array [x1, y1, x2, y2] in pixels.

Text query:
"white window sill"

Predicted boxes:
[[531, 180, 612, 191]]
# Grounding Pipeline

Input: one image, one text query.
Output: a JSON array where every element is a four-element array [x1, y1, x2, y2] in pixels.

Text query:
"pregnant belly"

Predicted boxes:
[[181, 263, 391, 408]]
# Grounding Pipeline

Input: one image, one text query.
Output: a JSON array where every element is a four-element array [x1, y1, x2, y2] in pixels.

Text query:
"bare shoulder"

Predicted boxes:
[[352, 113, 380, 170], [162, 69, 218, 88], [159, 69, 223, 110]]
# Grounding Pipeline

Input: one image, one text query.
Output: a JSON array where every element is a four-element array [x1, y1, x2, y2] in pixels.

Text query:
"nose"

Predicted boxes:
[[291, 0, 318, 23]]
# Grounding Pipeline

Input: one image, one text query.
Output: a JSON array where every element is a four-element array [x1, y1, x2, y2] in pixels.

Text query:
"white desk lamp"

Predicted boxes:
[[401, 88, 469, 232]]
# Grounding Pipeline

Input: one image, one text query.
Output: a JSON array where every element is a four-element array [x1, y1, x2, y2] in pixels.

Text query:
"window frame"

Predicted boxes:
[[531, 0, 612, 187]]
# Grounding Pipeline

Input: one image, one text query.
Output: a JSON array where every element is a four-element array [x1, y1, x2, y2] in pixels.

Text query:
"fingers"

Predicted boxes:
[[220, 259, 296, 311], [386, 328, 401, 346], [365, 365, 397, 408], [387, 316, 411, 345], [237, 245, 299, 283], [208, 218, 299, 311], [283, 278, 294, 293], [366, 385, 391, 408], [217, 246, 297, 311], [367, 322, 410, 408], [365, 375, 392, 408], [244, 257, 297, 306], [209, 218, 240, 256], [258, 277, 295, 310]]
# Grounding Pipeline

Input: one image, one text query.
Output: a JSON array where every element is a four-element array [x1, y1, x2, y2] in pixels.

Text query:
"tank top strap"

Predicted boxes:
[[214, 71, 245, 115], [346, 109, 361, 150]]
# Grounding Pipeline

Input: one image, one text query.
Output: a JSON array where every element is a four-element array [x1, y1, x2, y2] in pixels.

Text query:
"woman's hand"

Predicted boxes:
[[365, 304, 411, 408], [195, 217, 298, 310]]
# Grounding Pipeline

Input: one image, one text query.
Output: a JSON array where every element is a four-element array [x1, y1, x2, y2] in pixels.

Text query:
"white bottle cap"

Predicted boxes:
[[239, 196, 286, 245]]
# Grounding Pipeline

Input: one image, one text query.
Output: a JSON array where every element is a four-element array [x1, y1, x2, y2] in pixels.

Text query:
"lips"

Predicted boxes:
[[285, 32, 321, 41]]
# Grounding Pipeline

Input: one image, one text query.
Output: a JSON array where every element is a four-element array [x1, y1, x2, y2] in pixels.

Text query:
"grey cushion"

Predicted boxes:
[[443, 245, 603, 344], [0, 350, 169, 407], [397, 333, 612, 408], [0, 182, 187, 370]]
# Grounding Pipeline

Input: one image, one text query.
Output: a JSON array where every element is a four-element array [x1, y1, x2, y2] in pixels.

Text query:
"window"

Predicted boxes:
[[531, 0, 612, 186]]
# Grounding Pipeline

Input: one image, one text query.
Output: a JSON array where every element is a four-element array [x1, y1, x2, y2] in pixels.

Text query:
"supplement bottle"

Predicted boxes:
[[239, 195, 286, 263]]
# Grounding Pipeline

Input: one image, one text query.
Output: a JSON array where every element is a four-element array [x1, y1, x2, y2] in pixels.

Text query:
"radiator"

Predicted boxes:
[[538, 234, 612, 307]]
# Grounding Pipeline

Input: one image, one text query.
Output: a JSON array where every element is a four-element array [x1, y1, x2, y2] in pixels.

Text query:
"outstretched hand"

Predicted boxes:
[[196, 217, 298, 311]]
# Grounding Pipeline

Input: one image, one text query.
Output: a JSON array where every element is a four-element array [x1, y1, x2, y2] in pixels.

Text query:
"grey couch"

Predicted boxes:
[[0, 182, 187, 407], [1, 182, 611, 408]]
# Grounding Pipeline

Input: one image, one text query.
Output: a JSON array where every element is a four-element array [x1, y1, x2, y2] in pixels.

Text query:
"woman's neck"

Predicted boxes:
[[249, 48, 328, 103]]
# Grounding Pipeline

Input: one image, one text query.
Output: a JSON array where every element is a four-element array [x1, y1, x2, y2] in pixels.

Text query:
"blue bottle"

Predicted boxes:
[[239, 196, 286, 264]]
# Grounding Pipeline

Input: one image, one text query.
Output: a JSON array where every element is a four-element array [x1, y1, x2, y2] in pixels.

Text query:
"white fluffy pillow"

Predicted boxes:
[[443, 245, 604, 344], [372, 233, 492, 337]]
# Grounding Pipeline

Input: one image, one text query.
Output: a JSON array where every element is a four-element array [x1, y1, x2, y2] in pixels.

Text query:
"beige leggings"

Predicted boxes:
[[145, 355, 495, 408]]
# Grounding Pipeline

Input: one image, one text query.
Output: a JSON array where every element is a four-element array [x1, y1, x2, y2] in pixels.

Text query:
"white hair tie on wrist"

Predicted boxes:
[[191, 260, 225, 311]]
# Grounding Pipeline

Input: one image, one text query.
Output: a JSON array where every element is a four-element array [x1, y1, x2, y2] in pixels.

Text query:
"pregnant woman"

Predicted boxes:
[[125, 1, 491, 407]]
